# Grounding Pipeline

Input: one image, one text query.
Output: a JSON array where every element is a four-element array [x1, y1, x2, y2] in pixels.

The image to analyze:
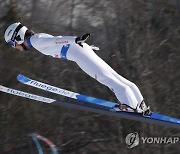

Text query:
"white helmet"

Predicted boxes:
[[4, 22, 28, 47]]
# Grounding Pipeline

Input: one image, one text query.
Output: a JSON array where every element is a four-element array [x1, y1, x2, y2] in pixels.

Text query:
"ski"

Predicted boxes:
[[17, 74, 116, 109], [16, 74, 180, 129], [0, 85, 55, 103], [0, 85, 108, 111], [1, 85, 180, 129]]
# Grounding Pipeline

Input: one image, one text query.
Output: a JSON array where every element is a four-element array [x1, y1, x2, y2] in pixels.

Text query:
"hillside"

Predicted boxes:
[[0, 0, 179, 153]]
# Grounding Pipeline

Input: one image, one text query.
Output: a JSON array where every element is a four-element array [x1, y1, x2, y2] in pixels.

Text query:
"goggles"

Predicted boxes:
[[7, 24, 24, 48], [7, 40, 16, 47]]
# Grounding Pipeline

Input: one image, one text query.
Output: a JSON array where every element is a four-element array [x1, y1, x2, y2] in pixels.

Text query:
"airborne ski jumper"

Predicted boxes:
[[4, 22, 150, 114]]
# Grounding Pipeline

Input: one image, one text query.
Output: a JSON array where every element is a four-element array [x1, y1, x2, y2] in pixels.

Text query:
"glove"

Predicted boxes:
[[75, 33, 90, 47]]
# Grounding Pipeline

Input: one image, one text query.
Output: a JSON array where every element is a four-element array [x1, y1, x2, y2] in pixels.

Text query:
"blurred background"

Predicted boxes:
[[0, 0, 180, 153]]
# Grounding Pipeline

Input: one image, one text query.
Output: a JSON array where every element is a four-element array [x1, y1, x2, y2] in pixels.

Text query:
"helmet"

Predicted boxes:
[[4, 22, 28, 47]]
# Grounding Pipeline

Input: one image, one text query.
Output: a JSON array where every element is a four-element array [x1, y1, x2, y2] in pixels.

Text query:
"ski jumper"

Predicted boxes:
[[28, 33, 144, 109]]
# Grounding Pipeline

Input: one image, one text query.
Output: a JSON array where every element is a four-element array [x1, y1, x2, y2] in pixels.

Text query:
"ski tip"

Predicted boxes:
[[17, 74, 30, 83]]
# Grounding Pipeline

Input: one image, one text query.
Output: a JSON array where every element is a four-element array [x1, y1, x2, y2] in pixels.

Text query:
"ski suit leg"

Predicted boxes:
[[106, 67, 144, 106], [67, 43, 140, 109]]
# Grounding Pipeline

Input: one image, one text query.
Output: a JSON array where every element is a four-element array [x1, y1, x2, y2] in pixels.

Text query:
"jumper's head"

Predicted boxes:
[[4, 22, 28, 48]]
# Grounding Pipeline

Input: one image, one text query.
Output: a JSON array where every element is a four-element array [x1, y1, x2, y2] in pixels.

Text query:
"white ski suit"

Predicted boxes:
[[28, 33, 144, 109]]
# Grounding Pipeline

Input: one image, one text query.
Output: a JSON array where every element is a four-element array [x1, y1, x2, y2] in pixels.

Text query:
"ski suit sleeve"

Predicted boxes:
[[30, 34, 76, 48]]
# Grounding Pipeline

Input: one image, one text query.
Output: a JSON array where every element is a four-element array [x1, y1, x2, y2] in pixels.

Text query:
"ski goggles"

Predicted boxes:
[[7, 24, 24, 48], [7, 40, 16, 47]]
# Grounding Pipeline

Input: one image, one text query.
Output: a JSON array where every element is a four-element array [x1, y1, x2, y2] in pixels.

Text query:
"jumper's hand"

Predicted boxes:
[[75, 33, 90, 47]]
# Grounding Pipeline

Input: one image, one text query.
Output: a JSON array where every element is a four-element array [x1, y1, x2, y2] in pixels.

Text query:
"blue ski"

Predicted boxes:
[[17, 74, 116, 110], [16, 74, 180, 129]]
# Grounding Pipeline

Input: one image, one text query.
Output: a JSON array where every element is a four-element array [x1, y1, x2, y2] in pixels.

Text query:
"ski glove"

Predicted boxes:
[[75, 33, 90, 47]]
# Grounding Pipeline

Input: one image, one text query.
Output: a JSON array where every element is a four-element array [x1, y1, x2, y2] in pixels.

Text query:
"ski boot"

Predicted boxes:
[[136, 100, 152, 116]]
